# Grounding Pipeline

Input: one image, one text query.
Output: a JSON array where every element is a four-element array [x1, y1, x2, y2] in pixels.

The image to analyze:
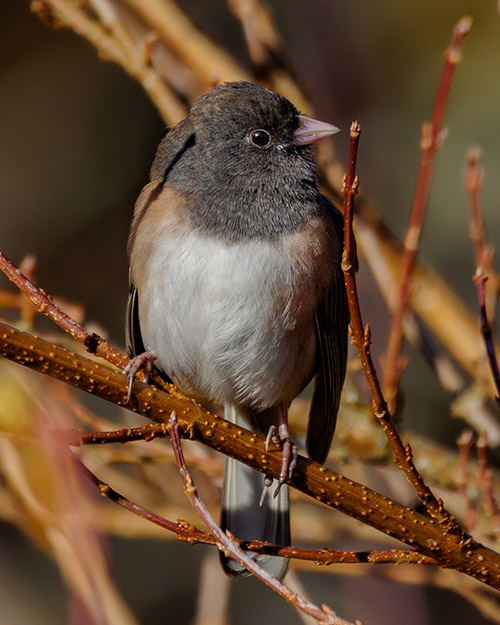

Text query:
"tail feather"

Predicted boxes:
[[220, 404, 290, 580]]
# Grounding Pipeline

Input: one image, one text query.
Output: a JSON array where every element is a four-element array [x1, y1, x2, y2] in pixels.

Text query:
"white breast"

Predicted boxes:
[[135, 222, 330, 409]]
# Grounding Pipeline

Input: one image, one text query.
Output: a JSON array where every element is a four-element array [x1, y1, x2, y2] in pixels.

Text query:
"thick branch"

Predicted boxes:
[[1, 322, 500, 589]]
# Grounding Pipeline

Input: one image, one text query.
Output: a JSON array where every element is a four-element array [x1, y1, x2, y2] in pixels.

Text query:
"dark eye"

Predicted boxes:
[[249, 129, 271, 147]]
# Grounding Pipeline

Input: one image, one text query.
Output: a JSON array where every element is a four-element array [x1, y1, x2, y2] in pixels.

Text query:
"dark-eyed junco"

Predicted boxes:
[[125, 81, 348, 581]]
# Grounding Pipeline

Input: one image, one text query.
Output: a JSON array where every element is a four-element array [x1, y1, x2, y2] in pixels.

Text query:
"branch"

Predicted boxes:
[[1, 322, 500, 589], [341, 122, 463, 529], [474, 269, 500, 408], [121, 0, 250, 85], [465, 147, 500, 408], [31, 0, 186, 125], [0, 250, 169, 393], [0, 250, 126, 370], [381, 16, 472, 410], [68, 431, 435, 567]]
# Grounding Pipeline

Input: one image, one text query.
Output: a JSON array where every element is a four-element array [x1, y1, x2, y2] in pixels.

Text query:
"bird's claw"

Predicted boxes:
[[274, 438, 298, 498], [265, 420, 298, 498], [122, 351, 157, 403]]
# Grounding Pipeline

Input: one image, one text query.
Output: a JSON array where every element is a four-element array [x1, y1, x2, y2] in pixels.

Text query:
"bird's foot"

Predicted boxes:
[[122, 351, 157, 403], [265, 414, 298, 498]]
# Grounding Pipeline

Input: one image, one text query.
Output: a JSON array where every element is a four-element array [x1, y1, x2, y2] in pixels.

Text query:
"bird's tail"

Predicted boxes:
[[220, 403, 289, 581]]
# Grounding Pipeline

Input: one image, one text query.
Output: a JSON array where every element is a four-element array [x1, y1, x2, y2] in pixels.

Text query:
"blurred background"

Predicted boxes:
[[1, 1, 499, 624]]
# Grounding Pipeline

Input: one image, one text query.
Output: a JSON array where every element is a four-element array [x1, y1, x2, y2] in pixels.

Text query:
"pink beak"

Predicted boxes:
[[293, 114, 340, 146]]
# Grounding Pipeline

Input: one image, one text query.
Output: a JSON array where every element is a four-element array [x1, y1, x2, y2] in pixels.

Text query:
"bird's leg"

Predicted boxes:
[[122, 351, 157, 403], [264, 404, 298, 498], [276, 403, 298, 491]]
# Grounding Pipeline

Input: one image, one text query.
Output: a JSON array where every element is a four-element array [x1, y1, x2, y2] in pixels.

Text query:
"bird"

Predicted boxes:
[[125, 81, 348, 581]]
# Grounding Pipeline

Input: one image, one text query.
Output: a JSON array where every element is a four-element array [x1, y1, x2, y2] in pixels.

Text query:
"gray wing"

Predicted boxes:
[[125, 283, 174, 384], [306, 219, 349, 465], [125, 283, 146, 358]]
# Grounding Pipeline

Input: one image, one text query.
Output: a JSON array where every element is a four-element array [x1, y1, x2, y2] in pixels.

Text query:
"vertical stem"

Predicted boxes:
[[341, 122, 460, 528], [381, 16, 472, 410]]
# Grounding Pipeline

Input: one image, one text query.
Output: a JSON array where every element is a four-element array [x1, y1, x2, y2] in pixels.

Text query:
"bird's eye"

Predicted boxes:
[[249, 129, 271, 147]]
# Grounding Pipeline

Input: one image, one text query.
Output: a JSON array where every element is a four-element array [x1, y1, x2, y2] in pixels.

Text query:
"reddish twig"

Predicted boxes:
[[341, 121, 460, 531], [464, 146, 500, 321], [381, 16, 472, 410], [465, 148, 488, 272], [166, 412, 352, 625], [0, 250, 127, 369], [75, 452, 212, 542], [465, 147, 500, 408], [0, 250, 169, 393], [474, 269, 500, 408], [65, 424, 171, 446], [73, 438, 435, 567]]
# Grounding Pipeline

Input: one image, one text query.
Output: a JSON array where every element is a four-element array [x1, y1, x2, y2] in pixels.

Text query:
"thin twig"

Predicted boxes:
[[0, 250, 126, 369], [31, 0, 186, 124], [227, 0, 309, 112], [228, 0, 281, 72], [75, 452, 214, 541], [381, 16, 472, 410], [0, 250, 169, 393], [341, 121, 461, 532], [121, 0, 250, 85], [465, 147, 500, 408], [464, 146, 500, 322], [465, 148, 488, 272], [167, 412, 351, 625], [350, 200, 500, 403], [64, 424, 170, 446], [474, 269, 500, 408], [72, 437, 435, 567]]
